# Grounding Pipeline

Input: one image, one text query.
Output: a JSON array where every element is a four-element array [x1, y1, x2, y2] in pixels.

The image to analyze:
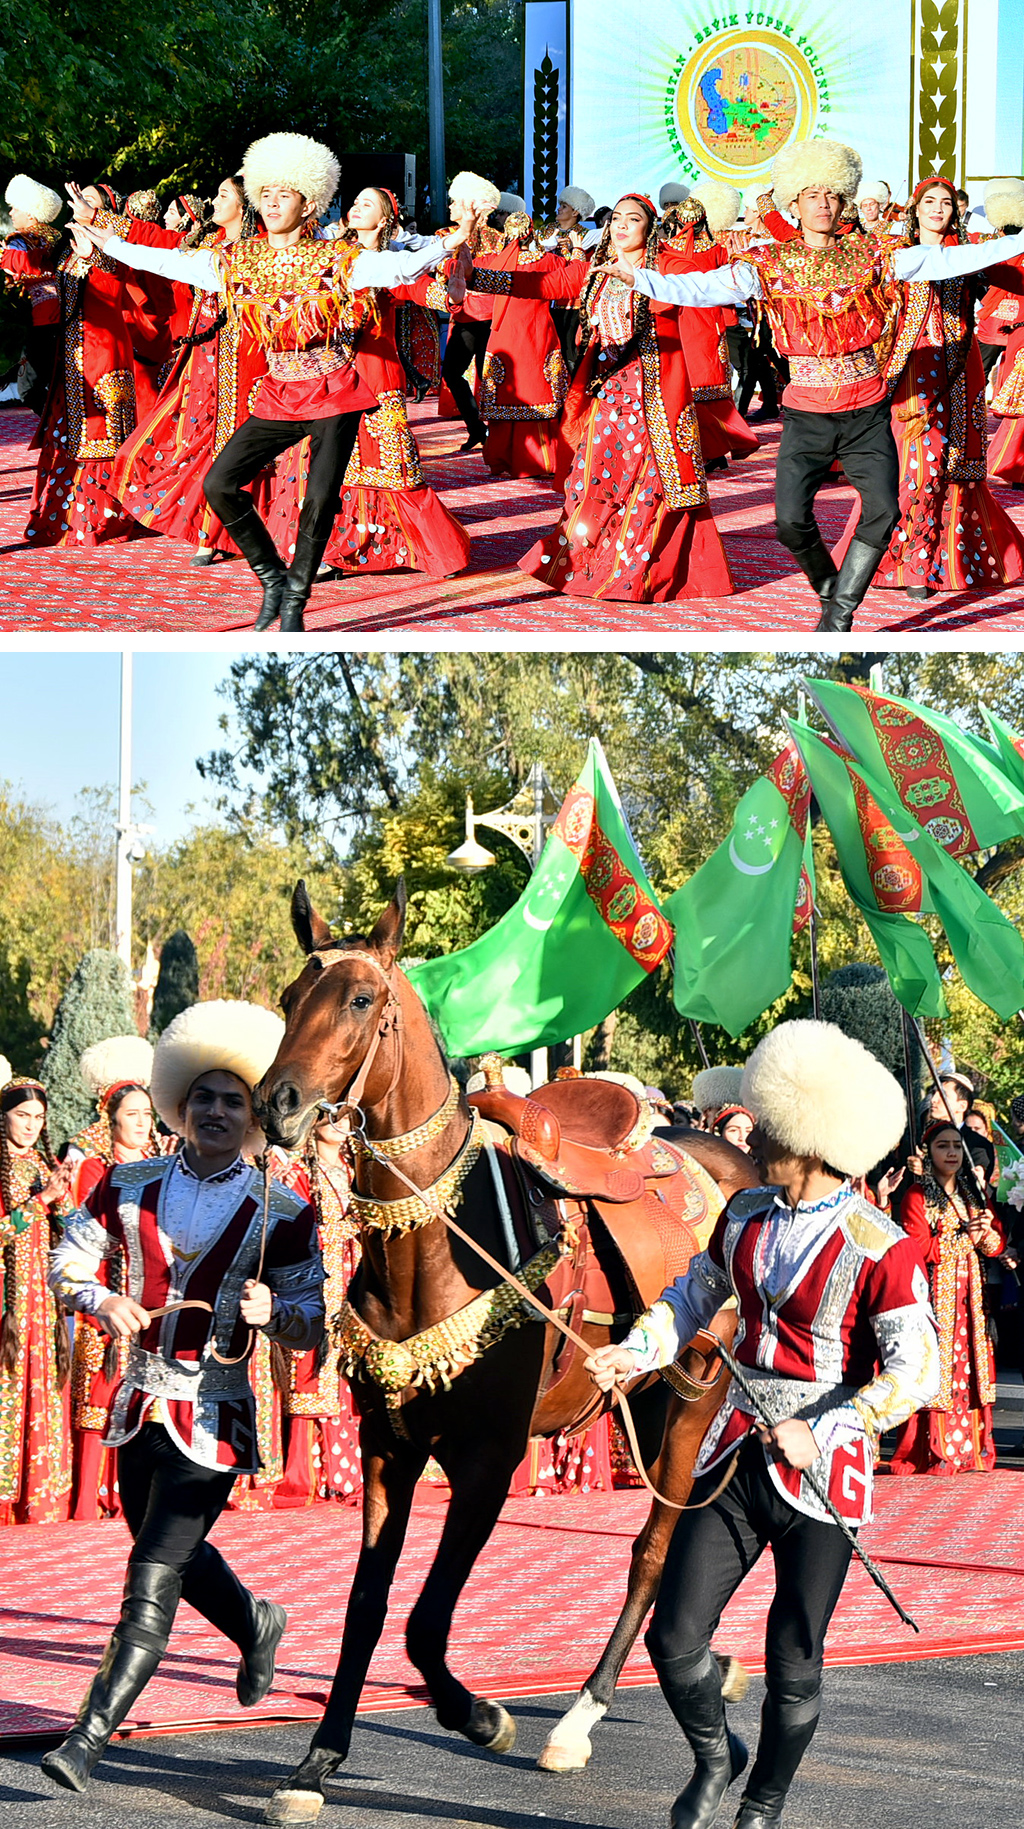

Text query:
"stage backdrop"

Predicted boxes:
[[522, 0, 1024, 216]]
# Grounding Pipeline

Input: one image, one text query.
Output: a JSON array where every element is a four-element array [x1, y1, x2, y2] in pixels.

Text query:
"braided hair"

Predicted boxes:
[[577, 193, 661, 391], [1, 1081, 65, 1384]]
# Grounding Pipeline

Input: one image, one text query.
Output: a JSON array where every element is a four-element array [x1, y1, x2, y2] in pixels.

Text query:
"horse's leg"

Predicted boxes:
[[264, 1434, 426, 1826], [403, 1435, 522, 1755]]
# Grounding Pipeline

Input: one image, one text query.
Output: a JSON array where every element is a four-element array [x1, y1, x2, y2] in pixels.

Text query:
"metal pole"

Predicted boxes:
[[115, 652, 133, 969], [913, 1018, 987, 1201], [808, 903, 822, 1020], [689, 1018, 711, 1070], [427, 0, 446, 230], [530, 762, 549, 1089], [901, 1008, 918, 1157]]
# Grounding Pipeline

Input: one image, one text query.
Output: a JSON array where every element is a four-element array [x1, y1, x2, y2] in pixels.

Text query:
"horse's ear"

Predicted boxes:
[[291, 880, 334, 955], [367, 877, 407, 966]]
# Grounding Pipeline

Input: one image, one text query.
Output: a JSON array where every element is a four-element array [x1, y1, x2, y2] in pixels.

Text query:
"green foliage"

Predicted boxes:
[[148, 929, 199, 1037], [40, 948, 138, 1147], [819, 962, 924, 1099]]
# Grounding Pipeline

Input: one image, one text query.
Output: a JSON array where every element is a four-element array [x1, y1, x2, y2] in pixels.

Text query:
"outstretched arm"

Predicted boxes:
[[350, 236, 459, 291], [78, 220, 219, 291], [894, 230, 1024, 283], [625, 259, 759, 309]]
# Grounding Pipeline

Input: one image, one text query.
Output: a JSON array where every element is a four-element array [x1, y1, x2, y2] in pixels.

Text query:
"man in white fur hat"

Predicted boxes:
[[75, 134, 480, 631], [43, 1000, 324, 1794], [1, 174, 64, 408], [588, 1019, 939, 1829], [439, 169, 504, 451], [599, 134, 1024, 631]]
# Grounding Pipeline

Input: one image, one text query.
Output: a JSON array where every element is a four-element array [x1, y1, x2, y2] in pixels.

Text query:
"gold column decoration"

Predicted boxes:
[[913, 0, 967, 186]]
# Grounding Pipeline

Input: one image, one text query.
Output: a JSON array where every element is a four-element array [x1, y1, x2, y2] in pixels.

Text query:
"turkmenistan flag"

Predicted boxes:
[[806, 678, 1024, 856], [844, 754, 1024, 1021], [665, 737, 811, 1038], [982, 705, 1024, 795], [407, 739, 673, 1055], [789, 718, 947, 1018]]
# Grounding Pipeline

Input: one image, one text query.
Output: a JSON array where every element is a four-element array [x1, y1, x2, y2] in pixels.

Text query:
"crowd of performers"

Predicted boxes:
[[1, 989, 1020, 1820], [6, 137, 1024, 628]]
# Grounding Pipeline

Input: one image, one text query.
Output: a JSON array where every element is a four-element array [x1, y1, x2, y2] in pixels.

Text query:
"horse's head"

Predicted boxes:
[[253, 878, 408, 1150]]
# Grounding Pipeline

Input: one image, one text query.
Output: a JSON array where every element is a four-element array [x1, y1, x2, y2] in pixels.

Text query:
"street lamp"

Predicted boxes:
[[446, 762, 562, 1084]]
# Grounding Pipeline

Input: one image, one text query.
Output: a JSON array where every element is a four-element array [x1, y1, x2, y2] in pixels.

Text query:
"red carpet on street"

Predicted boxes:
[[4, 404, 1024, 634], [2, 1472, 1023, 1744]]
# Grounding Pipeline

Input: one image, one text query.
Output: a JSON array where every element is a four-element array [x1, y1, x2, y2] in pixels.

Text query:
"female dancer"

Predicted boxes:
[[274, 1111, 361, 1506], [832, 176, 1024, 598], [0, 1077, 74, 1524], [465, 193, 733, 602], [890, 1119, 1004, 1474], [661, 191, 759, 468], [96, 176, 269, 566], [470, 210, 570, 483], [265, 185, 470, 581], [63, 1037, 157, 1520]]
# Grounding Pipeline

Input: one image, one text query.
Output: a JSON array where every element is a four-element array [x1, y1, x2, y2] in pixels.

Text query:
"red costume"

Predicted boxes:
[[468, 242, 733, 603], [889, 1175, 1004, 1474], [471, 224, 571, 483], [989, 319, 1024, 485]]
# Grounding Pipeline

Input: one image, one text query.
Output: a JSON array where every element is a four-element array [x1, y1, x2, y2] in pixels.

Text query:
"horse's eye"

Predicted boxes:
[[351, 994, 373, 1012]]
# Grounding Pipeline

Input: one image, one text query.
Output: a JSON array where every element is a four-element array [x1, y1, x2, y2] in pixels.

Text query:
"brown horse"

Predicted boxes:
[[252, 882, 758, 1826]]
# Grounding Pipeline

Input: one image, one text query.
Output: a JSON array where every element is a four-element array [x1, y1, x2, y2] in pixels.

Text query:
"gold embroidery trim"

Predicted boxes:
[[348, 1112, 485, 1234]]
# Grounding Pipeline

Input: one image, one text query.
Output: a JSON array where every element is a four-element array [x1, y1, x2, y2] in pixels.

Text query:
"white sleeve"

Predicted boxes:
[[540, 232, 558, 250], [620, 1251, 733, 1372], [630, 260, 760, 308], [581, 227, 601, 250], [894, 231, 1024, 282], [350, 237, 451, 290], [48, 1204, 117, 1316], [104, 234, 219, 291]]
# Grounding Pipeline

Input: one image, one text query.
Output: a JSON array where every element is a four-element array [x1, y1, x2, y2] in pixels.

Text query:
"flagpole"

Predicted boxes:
[[808, 902, 821, 1019], [689, 1018, 711, 1070], [901, 1008, 917, 1156], [913, 1017, 988, 1201]]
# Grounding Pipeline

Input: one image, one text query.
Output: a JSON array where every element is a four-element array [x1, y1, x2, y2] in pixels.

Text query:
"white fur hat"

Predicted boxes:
[[0, 1054, 12, 1091], [691, 1065, 744, 1114], [741, 1019, 906, 1176], [691, 180, 742, 233], [558, 185, 595, 219], [151, 999, 285, 1154], [448, 170, 502, 214], [80, 1035, 154, 1100], [742, 185, 765, 213], [5, 174, 62, 224], [856, 181, 890, 206], [772, 137, 862, 211], [498, 191, 526, 213], [659, 181, 690, 208], [984, 179, 1024, 232], [466, 1062, 533, 1098], [242, 133, 340, 216], [588, 1069, 647, 1101]]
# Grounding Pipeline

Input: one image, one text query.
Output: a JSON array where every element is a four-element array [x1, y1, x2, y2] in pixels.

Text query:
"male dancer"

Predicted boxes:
[[73, 133, 478, 630], [588, 1019, 939, 1829], [44, 999, 324, 1792], [595, 137, 1024, 630]]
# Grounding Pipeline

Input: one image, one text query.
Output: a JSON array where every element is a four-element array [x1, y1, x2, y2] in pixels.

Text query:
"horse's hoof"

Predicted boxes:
[[537, 1737, 592, 1771], [465, 1697, 517, 1753], [264, 1791, 325, 1827], [717, 1653, 750, 1704]]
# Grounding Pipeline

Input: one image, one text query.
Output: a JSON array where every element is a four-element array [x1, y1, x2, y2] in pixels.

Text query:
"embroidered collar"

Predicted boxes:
[[173, 1150, 248, 1187], [771, 1180, 852, 1218]]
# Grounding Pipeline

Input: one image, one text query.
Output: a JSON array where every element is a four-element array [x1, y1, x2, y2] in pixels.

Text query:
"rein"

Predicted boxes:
[[351, 1123, 736, 1513], [136, 1160, 273, 1365]]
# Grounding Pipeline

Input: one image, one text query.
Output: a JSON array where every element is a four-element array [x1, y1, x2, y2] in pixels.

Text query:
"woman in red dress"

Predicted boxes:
[[63, 1036, 157, 1521], [471, 212, 571, 483], [98, 177, 271, 566], [661, 190, 759, 468], [466, 193, 733, 603], [1, 174, 64, 411], [265, 186, 470, 581], [832, 176, 1024, 598], [274, 1113, 362, 1506], [889, 1120, 1004, 1474], [0, 1077, 74, 1523], [987, 186, 1024, 486]]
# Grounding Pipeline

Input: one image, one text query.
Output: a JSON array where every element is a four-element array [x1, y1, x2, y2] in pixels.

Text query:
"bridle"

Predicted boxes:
[[308, 948, 405, 1131]]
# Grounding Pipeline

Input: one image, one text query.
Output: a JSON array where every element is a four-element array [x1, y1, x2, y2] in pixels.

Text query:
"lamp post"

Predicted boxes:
[[427, 0, 446, 229], [113, 652, 153, 971], [446, 761, 563, 1086]]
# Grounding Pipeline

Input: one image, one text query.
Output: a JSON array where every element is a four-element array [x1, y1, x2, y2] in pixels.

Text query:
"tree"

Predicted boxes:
[[819, 963, 925, 1132], [148, 930, 199, 1037], [40, 949, 139, 1147]]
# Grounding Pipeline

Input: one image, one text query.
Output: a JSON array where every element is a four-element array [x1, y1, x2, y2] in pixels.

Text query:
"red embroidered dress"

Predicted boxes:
[[469, 256, 733, 602], [1, 225, 61, 326], [0, 1149, 72, 1523], [989, 320, 1024, 485], [273, 1154, 363, 1506], [49, 1155, 324, 1474], [832, 269, 1024, 591], [23, 243, 139, 547], [623, 1183, 939, 1527], [470, 235, 571, 482], [888, 1179, 1004, 1475]]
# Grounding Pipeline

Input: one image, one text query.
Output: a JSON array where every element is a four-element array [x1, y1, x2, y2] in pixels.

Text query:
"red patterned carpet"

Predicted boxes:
[[2, 1472, 1023, 1744], [4, 404, 1024, 634]]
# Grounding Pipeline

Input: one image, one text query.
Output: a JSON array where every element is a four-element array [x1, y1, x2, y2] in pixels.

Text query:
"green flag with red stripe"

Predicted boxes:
[[407, 740, 672, 1054]]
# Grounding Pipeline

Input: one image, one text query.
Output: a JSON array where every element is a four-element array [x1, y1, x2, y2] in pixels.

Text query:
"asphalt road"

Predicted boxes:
[[2, 1652, 1020, 1829]]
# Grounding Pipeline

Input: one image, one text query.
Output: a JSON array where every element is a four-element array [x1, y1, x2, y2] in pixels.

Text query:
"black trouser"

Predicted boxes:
[[551, 305, 583, 376], [775, 397, 900, 554], [204, 409, 361, 560], [118, 1421, 252, 1649], [727, 321, 784, 416], [441, 317, 490, 438], [978, 340, 1006, 379], [646, 1437, 853, 1692]]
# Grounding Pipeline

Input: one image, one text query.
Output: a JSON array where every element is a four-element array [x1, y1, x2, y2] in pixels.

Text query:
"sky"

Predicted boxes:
[[0, 652, 247, 846]]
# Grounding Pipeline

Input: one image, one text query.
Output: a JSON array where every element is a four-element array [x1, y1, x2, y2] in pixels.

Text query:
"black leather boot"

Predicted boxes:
[[815, 537, 885, 633], [222, 505, 287, 630], [730, 1682, 821, 1828], [278, 529, 329, 633], [181, 1541, 286, 1706], [790, 535, 838, 614], [654, 1649, 749, 1829], [41, 1561, 181, 1792]]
